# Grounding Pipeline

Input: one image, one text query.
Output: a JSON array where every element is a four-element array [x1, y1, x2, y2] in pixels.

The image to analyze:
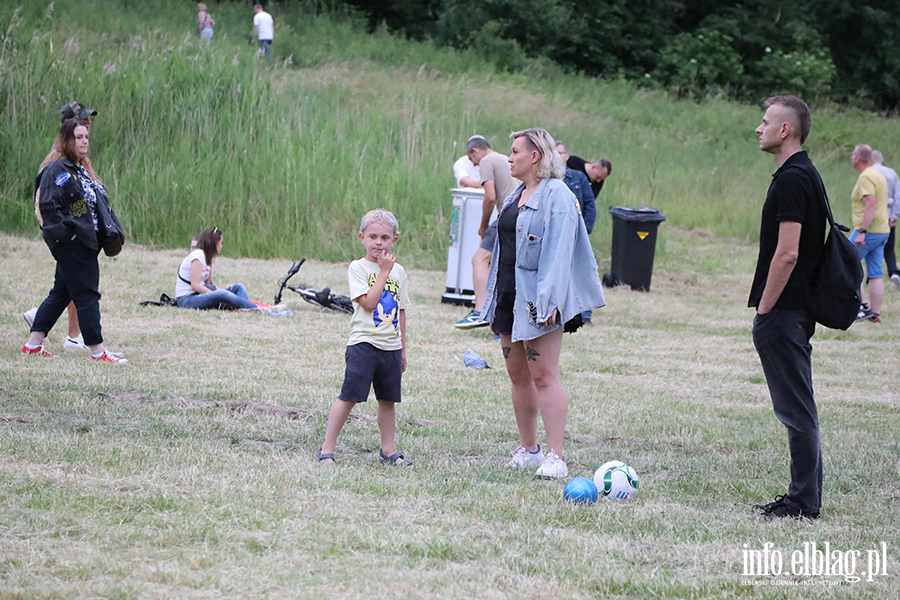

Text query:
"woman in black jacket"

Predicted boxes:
[[22, 118, 127, 364]]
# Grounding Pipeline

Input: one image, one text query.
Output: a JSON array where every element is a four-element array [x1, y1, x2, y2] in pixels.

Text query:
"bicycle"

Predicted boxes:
[[274, 259, 354, 315]]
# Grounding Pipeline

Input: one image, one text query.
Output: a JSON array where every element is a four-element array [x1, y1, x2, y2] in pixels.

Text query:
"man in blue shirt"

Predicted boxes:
[[557, 141, 597, 325]]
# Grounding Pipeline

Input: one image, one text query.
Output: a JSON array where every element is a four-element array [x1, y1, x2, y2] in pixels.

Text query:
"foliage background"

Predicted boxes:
[[347, 0, 900, 110], [2, 0, 900, 267]]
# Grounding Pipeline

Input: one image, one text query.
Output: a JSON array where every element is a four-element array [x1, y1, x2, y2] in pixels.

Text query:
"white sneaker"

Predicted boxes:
[[891, 273, 900, 291], [506, 444, 544, 469], [64, 334, 88, 349], [23, 308, 49, 345], [534, 450, 568, 479]]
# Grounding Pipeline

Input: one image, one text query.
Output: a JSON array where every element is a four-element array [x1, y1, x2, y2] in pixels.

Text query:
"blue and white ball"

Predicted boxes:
[[594, 462, 639, 501], [563, 476, 599, 505]]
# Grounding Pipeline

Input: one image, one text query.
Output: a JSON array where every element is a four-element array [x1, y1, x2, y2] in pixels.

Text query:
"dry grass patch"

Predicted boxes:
[[2, 230, 899, 599]]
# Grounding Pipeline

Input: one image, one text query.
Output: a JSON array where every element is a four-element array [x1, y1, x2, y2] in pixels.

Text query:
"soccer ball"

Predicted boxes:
[[594, 462, 639, 501], [563, 477, 599, 505]]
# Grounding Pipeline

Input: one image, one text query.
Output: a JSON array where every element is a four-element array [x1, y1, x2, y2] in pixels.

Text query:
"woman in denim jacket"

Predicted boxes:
[[481, 128, 605, 479]]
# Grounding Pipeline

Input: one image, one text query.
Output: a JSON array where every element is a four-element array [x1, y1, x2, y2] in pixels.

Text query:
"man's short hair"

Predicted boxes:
[[592, 159, 612, 175], [466, 137, 491, 153], [854, 144, 873, 164], [555, 141, 568, 153], [764, 95, 811, 145], [872, 150, 884, 163], [254, 4, 262, 10]]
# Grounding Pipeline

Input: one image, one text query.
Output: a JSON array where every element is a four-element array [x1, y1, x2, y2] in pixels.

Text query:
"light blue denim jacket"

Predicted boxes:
[[481, 177, 605, 342]]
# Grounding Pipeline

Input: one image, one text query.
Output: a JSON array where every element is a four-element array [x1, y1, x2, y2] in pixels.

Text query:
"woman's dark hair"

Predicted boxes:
[[50, 118, 102, 183], [195, 226, 223, 266]]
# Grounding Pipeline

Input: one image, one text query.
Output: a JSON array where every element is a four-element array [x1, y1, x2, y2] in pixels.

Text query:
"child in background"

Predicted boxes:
[[318, 209, 412, 466]]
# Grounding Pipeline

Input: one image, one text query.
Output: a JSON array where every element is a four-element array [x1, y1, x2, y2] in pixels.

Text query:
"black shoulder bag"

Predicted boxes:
[[95, 188, 125, 257]]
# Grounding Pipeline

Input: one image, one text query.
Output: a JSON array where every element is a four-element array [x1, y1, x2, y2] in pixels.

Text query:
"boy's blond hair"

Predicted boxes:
[[360, 208, 400, 237]]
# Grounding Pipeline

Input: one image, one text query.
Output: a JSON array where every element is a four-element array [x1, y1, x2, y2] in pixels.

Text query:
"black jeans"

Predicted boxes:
[[752, 309, 822, 513], [32, 240, 103, 346], [885, 225, 897, 276]]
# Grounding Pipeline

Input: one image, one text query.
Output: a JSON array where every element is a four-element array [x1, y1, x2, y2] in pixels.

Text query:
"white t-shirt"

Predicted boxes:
[[176, 249, 211, 298], [453, 155, 481, 188], [347, 259, 410, 351], [253, 11, 274, 40]]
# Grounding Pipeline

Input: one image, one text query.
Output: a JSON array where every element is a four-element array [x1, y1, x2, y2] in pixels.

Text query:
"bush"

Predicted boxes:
[[652, 29, 744, 99]]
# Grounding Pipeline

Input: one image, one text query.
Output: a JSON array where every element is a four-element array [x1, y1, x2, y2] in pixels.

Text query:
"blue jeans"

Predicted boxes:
[[752, 309, 822, 513], [258, 39, 271, 56], [177, 284, 257, 310]]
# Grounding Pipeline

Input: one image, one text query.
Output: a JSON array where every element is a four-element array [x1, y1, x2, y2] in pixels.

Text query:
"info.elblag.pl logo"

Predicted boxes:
[[742, 542, 889, 584]]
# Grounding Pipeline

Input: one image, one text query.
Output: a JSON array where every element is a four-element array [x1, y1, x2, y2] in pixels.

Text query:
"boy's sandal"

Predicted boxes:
[[317, 448, 335, 463], [379, 449, 413, 467]]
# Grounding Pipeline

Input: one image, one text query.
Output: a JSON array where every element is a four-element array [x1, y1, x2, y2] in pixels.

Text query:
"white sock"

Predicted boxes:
[[25, 342, 41, 350], [92, 351, 104, 358]]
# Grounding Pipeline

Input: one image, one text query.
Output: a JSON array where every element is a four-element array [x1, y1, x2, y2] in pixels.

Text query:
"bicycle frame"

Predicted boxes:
[[274, 259, 354, 315]]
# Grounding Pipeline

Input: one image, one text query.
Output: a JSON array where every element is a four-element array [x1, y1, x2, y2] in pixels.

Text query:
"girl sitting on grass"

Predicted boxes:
[[175, 226, 272, 312]]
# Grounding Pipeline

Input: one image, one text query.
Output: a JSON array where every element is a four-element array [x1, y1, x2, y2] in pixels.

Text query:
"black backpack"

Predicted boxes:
[[792, 166, 864, 330]]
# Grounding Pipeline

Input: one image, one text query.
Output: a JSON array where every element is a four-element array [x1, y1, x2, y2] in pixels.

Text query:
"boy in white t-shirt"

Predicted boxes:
[[318, 209, 412, 466]]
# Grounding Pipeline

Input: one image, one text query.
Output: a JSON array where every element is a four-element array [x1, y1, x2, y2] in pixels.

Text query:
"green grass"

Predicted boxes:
[[2, 228, 899, 598], [4, 0, 900, 268]]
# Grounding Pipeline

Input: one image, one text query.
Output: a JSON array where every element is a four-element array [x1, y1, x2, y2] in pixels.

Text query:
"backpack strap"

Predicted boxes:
[[782, 163, 848, 233]]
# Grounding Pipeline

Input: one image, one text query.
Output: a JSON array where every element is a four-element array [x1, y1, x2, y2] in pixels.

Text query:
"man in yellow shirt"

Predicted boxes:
[[850, 144, 889, 322]]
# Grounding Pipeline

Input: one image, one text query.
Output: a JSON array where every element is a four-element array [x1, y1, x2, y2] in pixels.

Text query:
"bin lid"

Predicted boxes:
[[609, 206, 666, 223]]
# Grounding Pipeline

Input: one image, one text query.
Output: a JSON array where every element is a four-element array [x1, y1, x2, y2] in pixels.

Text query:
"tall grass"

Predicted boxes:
[[3, 0, 900, 267]]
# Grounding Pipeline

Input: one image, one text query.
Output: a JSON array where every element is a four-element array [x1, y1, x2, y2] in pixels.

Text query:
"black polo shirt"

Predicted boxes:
[[748, 151, 827, 310], [567, 155, 605, 198]]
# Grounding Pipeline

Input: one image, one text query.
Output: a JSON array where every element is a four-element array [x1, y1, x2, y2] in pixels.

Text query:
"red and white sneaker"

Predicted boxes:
[[22, 344, 57, 357], [91, 350, 128, 364]]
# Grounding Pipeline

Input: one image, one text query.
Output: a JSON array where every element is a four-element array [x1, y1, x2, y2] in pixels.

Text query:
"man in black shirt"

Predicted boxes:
[[565, 152, 611, 199], [749, 95, 825, 521]]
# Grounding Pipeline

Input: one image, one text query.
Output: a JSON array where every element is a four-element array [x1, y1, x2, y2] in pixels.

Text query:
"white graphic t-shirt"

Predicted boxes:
[[346, 259, 410, 351]]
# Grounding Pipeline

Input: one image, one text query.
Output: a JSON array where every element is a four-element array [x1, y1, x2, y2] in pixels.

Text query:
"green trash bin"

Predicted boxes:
[[604, 206, 666, 291]]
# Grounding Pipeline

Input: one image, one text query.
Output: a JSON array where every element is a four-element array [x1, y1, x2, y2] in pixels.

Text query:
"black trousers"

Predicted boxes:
[[752, 309, 822, 513], [32, 240, 103, 346], [884, 225, 897, 276]]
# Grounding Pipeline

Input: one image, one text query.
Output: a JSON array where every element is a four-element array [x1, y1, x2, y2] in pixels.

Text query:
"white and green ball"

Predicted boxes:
[[593, 462, 639, 501]]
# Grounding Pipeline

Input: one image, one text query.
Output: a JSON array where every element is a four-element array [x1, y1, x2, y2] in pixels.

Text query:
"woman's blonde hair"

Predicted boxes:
[[197, 3, 208, 12], [509, 128, 566, 180]]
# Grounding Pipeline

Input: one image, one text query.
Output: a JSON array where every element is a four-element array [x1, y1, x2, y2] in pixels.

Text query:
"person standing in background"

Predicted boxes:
[[197, 3, 215, 42], [252, 4, 274, 59], [849, 144, 888, 323], [557, 141, 597, 326], [871, 150, 900, 290]]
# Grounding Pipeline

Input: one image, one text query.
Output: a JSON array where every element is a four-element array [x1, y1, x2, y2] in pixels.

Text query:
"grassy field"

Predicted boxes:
[[2, 229, 899, 599], [5, 0, 900, 266]]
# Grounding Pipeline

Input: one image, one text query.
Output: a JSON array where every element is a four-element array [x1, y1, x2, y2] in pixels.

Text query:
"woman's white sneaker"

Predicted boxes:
[[534, 450, 568, 479], [506, 445, 544, 469]]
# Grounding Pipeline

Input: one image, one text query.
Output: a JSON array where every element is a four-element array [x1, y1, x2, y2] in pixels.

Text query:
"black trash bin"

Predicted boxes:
[[604, 206, 666, 291]]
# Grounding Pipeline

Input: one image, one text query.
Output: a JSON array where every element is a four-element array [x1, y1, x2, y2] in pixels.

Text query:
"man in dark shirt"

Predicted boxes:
[[564, 151, 611, 199], [749, 95, 826, 521]]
